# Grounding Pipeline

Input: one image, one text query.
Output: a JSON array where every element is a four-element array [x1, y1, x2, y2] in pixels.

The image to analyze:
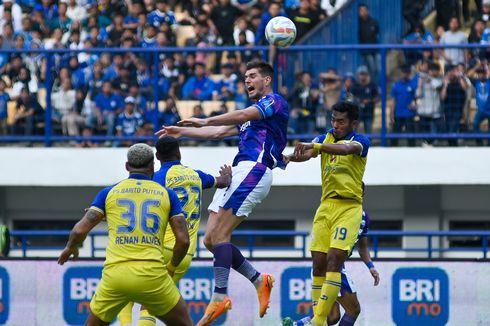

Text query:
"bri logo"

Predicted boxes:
[[178, 267, 226, 325], [392, 267, 449, 326], [281, 267, 312, 320], [63, 266, 102, 325], [0, 267, 9, 324]]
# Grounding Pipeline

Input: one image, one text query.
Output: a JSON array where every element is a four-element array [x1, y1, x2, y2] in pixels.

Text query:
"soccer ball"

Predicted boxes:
[[265, 16, 297, 47]]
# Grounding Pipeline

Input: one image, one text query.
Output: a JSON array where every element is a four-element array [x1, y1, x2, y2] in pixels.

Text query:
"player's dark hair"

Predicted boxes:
[[155, 136, 180, 160], [246, 61, 274, 79], [332, 101, 359, 122]]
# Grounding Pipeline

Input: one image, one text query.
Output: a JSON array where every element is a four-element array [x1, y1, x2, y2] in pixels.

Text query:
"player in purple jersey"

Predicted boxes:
[[156, 61, 289, 325]]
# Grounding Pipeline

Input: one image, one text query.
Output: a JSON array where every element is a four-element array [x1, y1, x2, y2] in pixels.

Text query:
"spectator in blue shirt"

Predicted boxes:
[[115, 96, 144, 147], [182, 62, 215, 100], [158, 97, 181, 127], [255, 2, 287, 45], [147, 0, 177, 29], [0, 79, 10, 135], [91, 81, 124, 136], [213, 63, 238, 101], [468, 62, 490, 144], [390, 64, 417, 146], [403, 22, 435, 67]]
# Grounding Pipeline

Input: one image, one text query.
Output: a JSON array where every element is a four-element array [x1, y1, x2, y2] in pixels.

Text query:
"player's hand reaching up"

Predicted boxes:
[[370, 267, 380, 286], [155, 126, 183, 138], [219, 164, 232, 177], [177, 117, 207, 128], [58, 246, 79, 265], [294, 142, 314, 157]]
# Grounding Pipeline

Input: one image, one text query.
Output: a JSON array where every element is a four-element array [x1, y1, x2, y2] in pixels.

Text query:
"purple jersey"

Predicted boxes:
[[233, 93, 289, 169]]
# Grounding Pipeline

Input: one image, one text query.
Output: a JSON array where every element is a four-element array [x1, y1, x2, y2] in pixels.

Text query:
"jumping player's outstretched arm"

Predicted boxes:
[[155, 124, 238, 140], [58, 209, 105, 265], [284, 148, 319, 164], [358, 236, 380, 286], [177, 106, 262, 127], [295, 141, 362, 157]]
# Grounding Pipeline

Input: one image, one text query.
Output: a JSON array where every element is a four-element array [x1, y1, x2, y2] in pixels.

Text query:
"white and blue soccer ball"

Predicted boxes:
[[265, 16, 297, 47]]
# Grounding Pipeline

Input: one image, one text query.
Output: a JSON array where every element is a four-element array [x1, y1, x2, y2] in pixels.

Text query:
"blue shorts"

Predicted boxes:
[[339, 265, 356, 296]]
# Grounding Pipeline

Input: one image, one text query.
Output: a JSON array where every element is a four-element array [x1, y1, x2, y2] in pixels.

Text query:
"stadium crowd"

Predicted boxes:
[[0, 0, 328, 145], [0, 0, 488, 147]]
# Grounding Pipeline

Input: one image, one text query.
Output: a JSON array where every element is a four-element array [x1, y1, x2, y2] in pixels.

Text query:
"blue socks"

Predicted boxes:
[[213, 243, 232, 294], [212, 242, 261, 297], [231, 243, 260, 283]]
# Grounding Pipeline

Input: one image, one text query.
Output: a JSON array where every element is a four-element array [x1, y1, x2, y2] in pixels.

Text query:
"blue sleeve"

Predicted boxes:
[[90, 186, 113, 214], [353, 134, 370, 157], [182, 78, 194, 99], [254, 94, 280, 119], [196, 170, 216, 189], [167, 188, 183, 218], [94, 94, 103, 109], [199, 79, 215, 101], [255, 14, 269, 44], [312, 134, 326, 144], [390, 83, 397, 97]]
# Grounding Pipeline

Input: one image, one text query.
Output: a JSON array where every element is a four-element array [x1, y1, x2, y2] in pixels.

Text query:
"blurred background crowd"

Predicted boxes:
[[0, 0, 489, 147]]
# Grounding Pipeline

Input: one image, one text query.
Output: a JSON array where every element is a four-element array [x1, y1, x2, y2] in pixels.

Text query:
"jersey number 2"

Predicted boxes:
[[173, 186, 201, 220], [116, 199, 161, 234]]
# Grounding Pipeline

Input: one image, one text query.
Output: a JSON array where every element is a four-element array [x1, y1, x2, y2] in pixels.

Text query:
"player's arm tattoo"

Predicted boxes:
[[66, 209, 104, 249], [169, 214, 190, 267]]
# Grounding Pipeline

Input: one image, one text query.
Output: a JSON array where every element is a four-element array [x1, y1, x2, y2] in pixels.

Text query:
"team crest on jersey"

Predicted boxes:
[[260, 96, 275, 110], [239, 121, 251, 132]]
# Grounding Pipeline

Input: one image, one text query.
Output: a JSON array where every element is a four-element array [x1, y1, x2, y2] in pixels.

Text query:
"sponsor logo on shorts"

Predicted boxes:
[[178, 267, 226, 325], [0, 267, 9, 324], [281, 267, 312, 320], [63, 266, 102, 325], [392, 267, 449, 326]]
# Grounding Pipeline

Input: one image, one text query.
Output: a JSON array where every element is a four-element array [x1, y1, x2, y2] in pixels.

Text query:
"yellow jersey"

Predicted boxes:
[[153, 161, 215, 255], [90, 174, 183, 267], [313, 129, 370, 203]]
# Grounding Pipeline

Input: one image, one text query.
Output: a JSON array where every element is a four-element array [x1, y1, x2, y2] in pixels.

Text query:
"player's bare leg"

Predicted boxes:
[[155, 297, 193, 326], [85, 312, 110, 326], [198, 208, 274, 325], [336, 292, 361, 325], [327, 302, 341, 325]]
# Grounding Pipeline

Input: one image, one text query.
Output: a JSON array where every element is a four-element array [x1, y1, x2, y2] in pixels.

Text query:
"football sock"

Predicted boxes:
[[339, 313, 357, 326], [312, 276, 325, 314], [137, 309, 156, 326], [118, 302, 133, 326], [230, 243, 261, 286], [212, 242, 233, 297], [312, 272, 342, 325]]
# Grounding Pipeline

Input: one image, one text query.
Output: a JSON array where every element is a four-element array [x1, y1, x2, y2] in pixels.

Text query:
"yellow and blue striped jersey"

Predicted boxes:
[[313, 129, 370, 203], [153, 161, 215, 255], [90, 173, 182, 267]]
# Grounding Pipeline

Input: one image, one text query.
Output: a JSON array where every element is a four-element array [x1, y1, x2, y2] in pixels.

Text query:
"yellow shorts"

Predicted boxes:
[[163, 246, 194, 283], [90, 261, 181, 322], [310, 198, 362, 253]]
